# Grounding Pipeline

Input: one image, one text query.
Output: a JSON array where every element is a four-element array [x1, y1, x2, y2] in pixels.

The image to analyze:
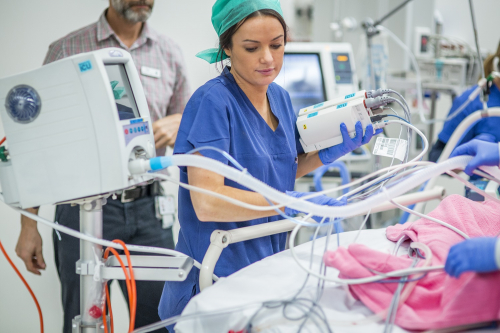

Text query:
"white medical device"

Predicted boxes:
[[274, 42, 358, 115], [296, 92, 375, 153], [0, 48, 156, 208]]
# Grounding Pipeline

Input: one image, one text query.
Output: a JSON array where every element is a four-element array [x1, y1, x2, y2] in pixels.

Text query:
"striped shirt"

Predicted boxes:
[[43, 10, 190, 157]]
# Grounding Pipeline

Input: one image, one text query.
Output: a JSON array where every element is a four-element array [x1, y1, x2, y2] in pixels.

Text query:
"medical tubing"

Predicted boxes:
[[439, 107, 500, 163], [389, 198, 469, 239], [0, 197, 219, 281], [446, 170, 500, 203], [313, 161, 350, 193], [445, 83, 484, 121], [289, 223, 443, 284], [152, 154, 468, 219], [0, 239, 44, 333]]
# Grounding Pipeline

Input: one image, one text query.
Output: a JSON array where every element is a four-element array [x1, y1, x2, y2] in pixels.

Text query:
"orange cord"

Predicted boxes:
[[0, 137, 5, 146], [112, 239, 137, 329], [0, 239, 44, 333], [102, 240, 136, 333]]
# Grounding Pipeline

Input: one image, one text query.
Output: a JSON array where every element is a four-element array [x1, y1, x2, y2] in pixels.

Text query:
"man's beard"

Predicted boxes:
[[110, 0, 154, 23]]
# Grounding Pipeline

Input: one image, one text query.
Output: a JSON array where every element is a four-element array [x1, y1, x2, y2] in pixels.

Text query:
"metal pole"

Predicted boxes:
[[79, 199, 104, 333], [468, 0, 485, 81], [374, 0, 413, 27], [468, 0, 488, 104]]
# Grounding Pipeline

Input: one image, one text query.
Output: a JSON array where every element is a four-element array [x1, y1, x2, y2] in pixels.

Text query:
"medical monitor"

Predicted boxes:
[[274, 43, 358, 115], [274, 53, 326, 115], [0, 48, 156, 208]]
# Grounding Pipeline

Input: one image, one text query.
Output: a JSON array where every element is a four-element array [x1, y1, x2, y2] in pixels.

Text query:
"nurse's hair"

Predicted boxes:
[[216, 9, 288, 71], [483, 41, 500, 78]]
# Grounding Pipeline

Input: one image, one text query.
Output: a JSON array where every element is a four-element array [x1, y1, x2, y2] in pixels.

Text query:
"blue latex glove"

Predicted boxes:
[[284, 191, 347, 222], [445, 237, 499, 278], [318, 121, 382, 165], [449, 139, 500, 176], [473, 133, 496, 143]]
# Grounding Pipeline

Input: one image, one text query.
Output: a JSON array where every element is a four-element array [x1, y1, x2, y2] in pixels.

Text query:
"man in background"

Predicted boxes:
[[15, 1, 189, 332]]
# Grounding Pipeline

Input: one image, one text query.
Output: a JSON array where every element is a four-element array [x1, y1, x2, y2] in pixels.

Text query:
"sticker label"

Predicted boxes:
[[345, 93, 355, 99], [337, 103, 347, 109], [303, 124, 307, 129], [307, 112, 318, 118], [141, 66, 161, 78], [354, 104, 366, 121], [372, 137, 408, 161], [313, 102, 324, 109], [78, 60, 92, 72]]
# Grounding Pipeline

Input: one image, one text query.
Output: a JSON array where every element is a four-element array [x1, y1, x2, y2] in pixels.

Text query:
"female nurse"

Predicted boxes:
[[158, 0, 381, 326]]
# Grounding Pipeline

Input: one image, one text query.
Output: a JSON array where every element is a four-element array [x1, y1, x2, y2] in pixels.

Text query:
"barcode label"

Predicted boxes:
[[372, 137, 408, 161]]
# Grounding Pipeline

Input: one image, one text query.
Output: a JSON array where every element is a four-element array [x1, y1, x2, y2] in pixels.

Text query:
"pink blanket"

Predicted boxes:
[[324, 195, 500, 330]]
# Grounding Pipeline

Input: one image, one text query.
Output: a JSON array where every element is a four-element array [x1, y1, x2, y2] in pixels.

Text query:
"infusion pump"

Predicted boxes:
[[0, 48, 156, 208]]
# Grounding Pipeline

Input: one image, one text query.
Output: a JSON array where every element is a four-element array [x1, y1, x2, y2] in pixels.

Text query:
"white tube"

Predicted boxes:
[[164, 153, 472, 218], [410, 107, 500, 220], [0, 197, 219, 281], [389, 198, 469, 239]]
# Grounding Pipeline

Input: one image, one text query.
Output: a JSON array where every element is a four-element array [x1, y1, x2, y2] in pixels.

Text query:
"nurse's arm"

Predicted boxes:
[[296, 152, 323, 179], [187, 164, 283, 222]]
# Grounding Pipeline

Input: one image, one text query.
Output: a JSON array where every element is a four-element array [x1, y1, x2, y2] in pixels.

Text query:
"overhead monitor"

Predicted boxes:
[[274, 53, 326, 115], [274, 42, 358, 115]]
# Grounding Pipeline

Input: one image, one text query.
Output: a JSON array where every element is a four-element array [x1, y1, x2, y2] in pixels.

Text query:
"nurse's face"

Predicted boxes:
[[225, 15, 285, 88]]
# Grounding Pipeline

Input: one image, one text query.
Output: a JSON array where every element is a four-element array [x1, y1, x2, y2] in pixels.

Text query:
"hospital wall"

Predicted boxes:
[[0, 1, 498, 332]]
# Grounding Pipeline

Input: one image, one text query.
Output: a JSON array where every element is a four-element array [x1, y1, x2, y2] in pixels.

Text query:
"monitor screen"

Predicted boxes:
[[274, 53, 326, 115], [105, 65, 141, 120]]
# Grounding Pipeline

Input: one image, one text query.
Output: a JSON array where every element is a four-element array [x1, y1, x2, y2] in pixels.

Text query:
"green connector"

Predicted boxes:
[[0, 146, 8, 162]]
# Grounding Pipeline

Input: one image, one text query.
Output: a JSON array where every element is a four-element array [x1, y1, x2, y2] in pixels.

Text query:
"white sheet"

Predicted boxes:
[[173, 228, 408, 332], [173, 227, 499, 332]]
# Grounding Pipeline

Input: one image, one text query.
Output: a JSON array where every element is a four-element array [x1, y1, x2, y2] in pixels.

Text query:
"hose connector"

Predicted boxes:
[[128, 156, 173, 175], [364, 95, 392, 110]]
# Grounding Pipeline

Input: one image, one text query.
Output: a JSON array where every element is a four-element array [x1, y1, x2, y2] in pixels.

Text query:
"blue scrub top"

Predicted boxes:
[[159, 68, 303, 325], [438, 84, 500, 144]]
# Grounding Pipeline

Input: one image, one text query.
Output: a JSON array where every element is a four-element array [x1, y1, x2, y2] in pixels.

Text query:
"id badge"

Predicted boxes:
[[155, 195, 176, 229]]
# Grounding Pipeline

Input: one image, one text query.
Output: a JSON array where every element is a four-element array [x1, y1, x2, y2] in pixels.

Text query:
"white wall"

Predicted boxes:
[[435, 0, 500, 55], [0, 1, 218, 332]]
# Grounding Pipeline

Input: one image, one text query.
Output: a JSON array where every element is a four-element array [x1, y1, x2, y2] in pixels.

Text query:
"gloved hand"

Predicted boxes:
[[284, 191, 347, 222], [445, 237, 499, 278], [449, 139, 500, 176], [318, 121, 382, 165], [473, 133, 496, 143]]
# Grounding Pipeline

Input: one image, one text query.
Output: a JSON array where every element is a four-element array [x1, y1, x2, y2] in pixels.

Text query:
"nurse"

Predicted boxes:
[[445, 139, 500, 278], [158, 0, 380, 327]]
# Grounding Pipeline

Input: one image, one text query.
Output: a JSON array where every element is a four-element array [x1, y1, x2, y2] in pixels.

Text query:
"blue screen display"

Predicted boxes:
[[274, 53, 326, 116]]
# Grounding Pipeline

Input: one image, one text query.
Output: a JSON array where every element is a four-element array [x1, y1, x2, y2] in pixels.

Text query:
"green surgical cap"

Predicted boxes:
[[196, 0, 284, 64]]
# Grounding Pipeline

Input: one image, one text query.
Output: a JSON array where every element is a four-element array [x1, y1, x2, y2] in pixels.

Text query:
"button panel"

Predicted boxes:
[[123, 121, 150, 145]]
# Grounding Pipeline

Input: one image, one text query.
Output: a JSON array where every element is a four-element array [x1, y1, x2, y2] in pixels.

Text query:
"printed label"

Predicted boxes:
[[78, 60, 92, 72], [307, 112, 318, 118], [336, 103, 347, 109], [141, 66, 161, 78], [313, 102, 324, 109], [372, 137, 408, 161], [345, 93, 355, 99]]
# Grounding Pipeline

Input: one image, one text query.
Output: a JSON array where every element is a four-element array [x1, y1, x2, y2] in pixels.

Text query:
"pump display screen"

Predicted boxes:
[[274, 53, 326, 115], [105, 65, 141, 120]]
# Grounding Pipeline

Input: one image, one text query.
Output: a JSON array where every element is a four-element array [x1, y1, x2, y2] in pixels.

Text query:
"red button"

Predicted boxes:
[[125, 129, 129, 134]]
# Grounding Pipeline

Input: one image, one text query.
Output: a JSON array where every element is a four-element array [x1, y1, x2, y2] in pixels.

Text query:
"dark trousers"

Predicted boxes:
[[54, 195, 174, 333]]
